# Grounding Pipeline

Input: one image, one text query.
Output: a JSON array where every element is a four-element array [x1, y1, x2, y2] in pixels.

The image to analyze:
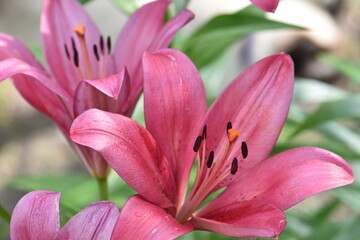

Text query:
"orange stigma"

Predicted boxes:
[[227, 129, 240, 142], [73, 24, 85, 37]]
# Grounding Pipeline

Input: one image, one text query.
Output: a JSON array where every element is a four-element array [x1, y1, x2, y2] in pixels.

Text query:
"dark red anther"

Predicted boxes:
[[241, 141, 248, 159], [71, 37, 79, 67], [73, 49, 79, 67], [64, 44, 70, 60], [227, 121, 232, 132], [107, 36, 112, 54], [207, 151, 214, 168], [99, 35, 104, 55], [230, 157, 238, 175], [193, 136, 202, 152], [202, 125, 207, 140], [93, 44, 100, 61]]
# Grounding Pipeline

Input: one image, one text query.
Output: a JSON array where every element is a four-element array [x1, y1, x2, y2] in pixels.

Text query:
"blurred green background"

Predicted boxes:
[[0, 0, 360, 239]]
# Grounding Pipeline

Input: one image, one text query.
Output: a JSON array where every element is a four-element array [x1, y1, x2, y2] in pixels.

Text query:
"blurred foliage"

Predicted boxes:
[[109, 0, 151, 15], [180, 6, 303, 69], [109, 0, 190, 15], [77, 0, 93, 4], [1, 0, 360, 240], [172, 0, 191, 13], [318, 52, 360, 85]]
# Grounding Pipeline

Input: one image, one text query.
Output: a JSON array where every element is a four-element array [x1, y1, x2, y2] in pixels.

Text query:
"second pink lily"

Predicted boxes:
[[70, 49, 354, 238], [11, 191, 192, 240], [0, 0, 193, 180], [250, 0, 279, 12]]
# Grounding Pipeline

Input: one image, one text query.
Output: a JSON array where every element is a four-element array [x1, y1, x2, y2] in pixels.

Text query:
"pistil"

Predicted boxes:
[[74, 24, 93, 79]]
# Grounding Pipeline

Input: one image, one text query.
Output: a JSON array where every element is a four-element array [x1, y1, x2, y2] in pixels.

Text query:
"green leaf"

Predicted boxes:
[[294, 78, 347, 103], [302, 221, 347, 240], [77, 0, 93, 4], [332, 214, 360, 240], [7, 174, 100, 225], [182, 5, 303, 69], [291, 95, 360, 137], [109, 0, 150, 15], [318, 52, 360, 85], [7, 174, 92, 192], [317, 122, 360, 156]]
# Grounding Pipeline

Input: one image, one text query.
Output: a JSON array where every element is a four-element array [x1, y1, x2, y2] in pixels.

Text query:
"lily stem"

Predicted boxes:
[[0, 202, 11, 224], [97, 177, 109, 201]]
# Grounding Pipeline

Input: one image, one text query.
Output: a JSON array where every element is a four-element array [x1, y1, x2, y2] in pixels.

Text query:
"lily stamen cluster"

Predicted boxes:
[[66, 24, 112, 80], [177, 122, 248, 223]]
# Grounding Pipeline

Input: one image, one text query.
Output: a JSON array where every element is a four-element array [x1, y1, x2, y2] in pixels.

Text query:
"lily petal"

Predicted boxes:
[[192, 200, 286, 238], [204, 53, 294, 189], [111, 195, 193, 240], [0, 33, 44, 70], [0, 58, 70, 101], [113, 0, 193, 116], [70, 109, 176, 208], [113, 0, 168, 88], [55, 201, 119, 240], [143, 49, 207, 204], [200, 147, 354, 215], [0, 58, 71, 133], [10, 191, 60, 240], [250, 0, 279, 12], [149, 9, 194, 52], [41, 0, 101, 94], [73, 69, 130, 117]]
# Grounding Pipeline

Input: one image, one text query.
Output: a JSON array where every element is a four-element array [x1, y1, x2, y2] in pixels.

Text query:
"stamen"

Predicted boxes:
[[93, 44, 100, 61], [73, 24, 85, 37], [241, 141, 248, 159], [74, 24, 95, 78], [71, 37, 76, 52], [202, 125, 207, 140], [73, 50, 79, 67], [227, 129, 240, 142], [107, 36, 112, 54], [193, 136, 202, 152], [230, 157, 238, 175], [206, 151, 214, 168], [99, 35, 105, 55], [71, 38, 79, 67], [64, 44, 70, 60], [227, 122, 232, 132]]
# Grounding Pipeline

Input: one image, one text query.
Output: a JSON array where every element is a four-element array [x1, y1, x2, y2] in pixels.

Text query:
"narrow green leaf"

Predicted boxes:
[[318, 122, 360, 156], [109, 0, 150, 15], [182, 5, 303, 69], [291, 95, 360, 137], [318, 52, 360, 85], [294, 78, 347, 103]]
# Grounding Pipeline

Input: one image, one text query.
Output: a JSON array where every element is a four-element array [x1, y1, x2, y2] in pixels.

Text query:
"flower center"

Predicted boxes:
[[176, 122, 248, 223], [63, 24, 112, 80]]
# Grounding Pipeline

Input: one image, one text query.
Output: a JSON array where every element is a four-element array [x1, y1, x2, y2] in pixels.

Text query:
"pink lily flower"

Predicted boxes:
[[70, 49, 354, 238], [11, 191, 192, 240], [0, 0, 193, 179], [250, 0, 279, 12]]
